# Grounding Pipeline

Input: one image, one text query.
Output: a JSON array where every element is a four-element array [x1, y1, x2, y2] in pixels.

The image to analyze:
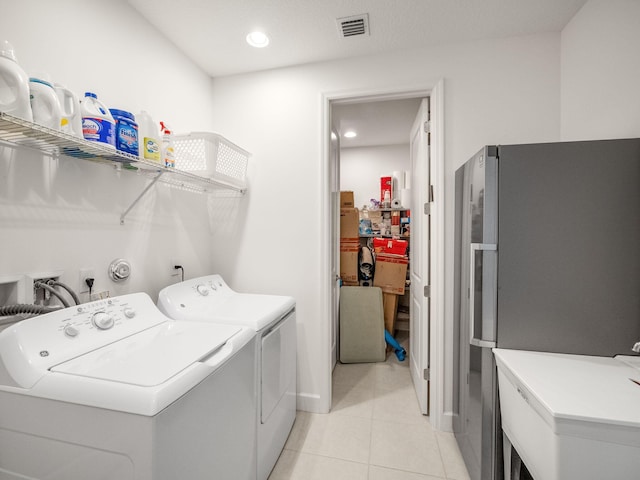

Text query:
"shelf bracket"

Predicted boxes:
[[120, 171, 164, 225]]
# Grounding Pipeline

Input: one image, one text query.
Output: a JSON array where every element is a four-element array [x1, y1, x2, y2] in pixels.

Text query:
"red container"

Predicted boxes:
[[380, 176, 392, 203], [372, 237, 408, 256]]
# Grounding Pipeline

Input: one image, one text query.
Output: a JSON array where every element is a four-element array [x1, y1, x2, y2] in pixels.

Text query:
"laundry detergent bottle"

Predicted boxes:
[[0, 40, 33, 122], [137, 110, 160, 162], [81, 91, 115, 148], [54, 84, 83, 138], [29, 75, 62, 130]]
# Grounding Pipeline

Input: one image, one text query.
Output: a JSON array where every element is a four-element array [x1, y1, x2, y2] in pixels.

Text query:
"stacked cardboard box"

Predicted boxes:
[[373, 253, 408, 295], [372, 237, 409, 333], [382, 292, 399, 334], [340, 192, 360, 286], [374, 253, 408, 333], [340, 191, 355, 208]]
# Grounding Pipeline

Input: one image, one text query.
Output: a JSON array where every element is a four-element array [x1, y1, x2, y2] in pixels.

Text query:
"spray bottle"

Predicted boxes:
[[160, 121, 175, 168]]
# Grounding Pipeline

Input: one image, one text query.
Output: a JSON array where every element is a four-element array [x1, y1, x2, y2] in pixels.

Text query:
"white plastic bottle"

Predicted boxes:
[[0, 40, 33, 122], [29, 75, 62, 130], [137, 110, 160, 162], [54, 83, 83, 138], [81, 92, 115, 148], [160, 121, 175, 168]]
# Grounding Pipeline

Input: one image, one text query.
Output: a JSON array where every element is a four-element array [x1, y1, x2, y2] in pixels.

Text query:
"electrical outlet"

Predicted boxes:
[[79, 268, 95, 294], [170, 259, 182, 276]]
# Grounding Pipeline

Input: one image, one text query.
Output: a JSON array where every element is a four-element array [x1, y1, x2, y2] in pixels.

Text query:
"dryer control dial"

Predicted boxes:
[[92, 312, 115, 330], [123, 307, 136, 319], [196, 284, 209, 296]]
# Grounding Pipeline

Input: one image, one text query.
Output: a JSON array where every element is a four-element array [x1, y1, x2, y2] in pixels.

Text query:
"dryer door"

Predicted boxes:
[[261, 311, 296, 423]]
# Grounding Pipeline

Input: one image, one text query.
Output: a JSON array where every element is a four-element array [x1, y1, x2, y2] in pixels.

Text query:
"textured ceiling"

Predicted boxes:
[[128, 0, 587, 78]]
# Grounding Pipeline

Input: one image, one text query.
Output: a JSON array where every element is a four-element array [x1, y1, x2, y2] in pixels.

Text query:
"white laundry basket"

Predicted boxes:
[[173, 132, 250, 189]]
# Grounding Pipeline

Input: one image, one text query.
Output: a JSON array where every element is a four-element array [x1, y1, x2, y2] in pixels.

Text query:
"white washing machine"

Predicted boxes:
[[158, 275, 296, 480], [0, 292, 257, 480]]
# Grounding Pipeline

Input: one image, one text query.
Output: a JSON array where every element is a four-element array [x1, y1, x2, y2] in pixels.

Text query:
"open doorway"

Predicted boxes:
[[326, 84, 443, 424]]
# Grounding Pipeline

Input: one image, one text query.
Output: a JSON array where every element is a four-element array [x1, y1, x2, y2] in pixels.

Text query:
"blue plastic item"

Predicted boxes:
[[109, 109, 138, 155], [385, 329, 406, 361]]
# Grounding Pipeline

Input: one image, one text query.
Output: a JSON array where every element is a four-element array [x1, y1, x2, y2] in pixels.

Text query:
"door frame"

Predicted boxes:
[[319, 79, 446, 429]]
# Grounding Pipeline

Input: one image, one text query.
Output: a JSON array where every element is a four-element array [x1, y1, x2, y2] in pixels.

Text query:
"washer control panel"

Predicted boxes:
[[0, 293, 168, 388], [53, 297, 143, 339]]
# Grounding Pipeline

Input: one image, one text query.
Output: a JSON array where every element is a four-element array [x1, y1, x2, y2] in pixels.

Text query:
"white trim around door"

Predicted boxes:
[[319, 79, 447, 430]]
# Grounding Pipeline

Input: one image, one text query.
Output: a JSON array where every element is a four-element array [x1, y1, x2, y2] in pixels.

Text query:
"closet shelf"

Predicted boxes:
[[0, 112, 248, 224]]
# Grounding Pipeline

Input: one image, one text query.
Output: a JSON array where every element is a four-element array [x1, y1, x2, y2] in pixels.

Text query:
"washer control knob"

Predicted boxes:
[[64, 325, 79, 337], [196, 284, 209, 296], [123, 307, 136, 319], [92, 312, 114, 330]]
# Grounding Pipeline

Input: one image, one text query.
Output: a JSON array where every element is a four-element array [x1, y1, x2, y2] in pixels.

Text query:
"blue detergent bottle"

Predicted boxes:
[[81, 92, 115, 148]]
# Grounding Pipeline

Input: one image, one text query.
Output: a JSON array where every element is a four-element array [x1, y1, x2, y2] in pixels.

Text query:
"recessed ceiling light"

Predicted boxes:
[[343, 130, 357, 138], [246, 31, 270, 48]]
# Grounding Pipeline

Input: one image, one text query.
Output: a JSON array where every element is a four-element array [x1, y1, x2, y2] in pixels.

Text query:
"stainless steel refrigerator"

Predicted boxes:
[[452, 139, 640, 480]]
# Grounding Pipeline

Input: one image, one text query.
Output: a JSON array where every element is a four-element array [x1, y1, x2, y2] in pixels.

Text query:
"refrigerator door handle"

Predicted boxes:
[[469, 243, 497, 348]]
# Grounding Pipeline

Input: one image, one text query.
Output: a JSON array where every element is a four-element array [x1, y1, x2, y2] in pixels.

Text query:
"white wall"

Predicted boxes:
[[340, 144, 410, 210], [561, 0, 640, 140], [208, 33, 561, 416], [0, 0, 223, 303]]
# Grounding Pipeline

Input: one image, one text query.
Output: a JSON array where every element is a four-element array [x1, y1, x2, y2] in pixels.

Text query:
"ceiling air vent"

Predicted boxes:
[[337, 14, 369, 38]]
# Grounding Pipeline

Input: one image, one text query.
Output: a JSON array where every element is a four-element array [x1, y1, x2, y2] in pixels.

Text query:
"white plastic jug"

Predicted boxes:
[[137, 110, 160, 162], [29, 75, 62, 130], [54, 84, 83, 138], [0, 40, 33, 122], [81, 91, 115, 148]]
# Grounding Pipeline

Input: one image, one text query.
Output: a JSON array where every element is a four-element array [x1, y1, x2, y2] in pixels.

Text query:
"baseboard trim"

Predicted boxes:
[[296, 392, 328, 414]]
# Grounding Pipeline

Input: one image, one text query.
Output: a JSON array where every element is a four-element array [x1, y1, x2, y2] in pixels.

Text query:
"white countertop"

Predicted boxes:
[[493, 349, 640, 431]]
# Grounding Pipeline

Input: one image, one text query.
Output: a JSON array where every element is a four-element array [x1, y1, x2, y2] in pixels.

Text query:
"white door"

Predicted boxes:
[[409, 98, 430, 415], [330, 127, 341, 370]]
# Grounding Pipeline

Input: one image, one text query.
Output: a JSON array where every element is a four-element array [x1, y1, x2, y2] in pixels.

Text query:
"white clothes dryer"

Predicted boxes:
[[0, 293, 257, 480], [158, 275, 296, 480]]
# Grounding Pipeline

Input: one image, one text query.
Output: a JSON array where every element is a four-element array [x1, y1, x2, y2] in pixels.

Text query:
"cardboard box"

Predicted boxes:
[[373, 253, 408, 295], [368, 210, 383, 232], [340, 241, 359, 284], [382, 293, 399, 334], [340, 191, 355, 208], [340, 208, 359, 240]]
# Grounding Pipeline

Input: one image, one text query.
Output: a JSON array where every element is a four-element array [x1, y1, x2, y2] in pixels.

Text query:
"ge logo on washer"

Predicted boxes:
[[40, 350, 49, 357]]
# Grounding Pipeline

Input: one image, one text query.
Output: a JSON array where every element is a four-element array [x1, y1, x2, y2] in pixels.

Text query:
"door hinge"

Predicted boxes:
[[424, 121, 430, 133], [429, 185, 434, 202], [424, 368, 430, 381], [424, 202, 431, 215], [424, 285, 431, 297]]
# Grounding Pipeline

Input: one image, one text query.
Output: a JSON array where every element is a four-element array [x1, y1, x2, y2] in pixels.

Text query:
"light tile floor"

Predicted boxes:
[[269, 333, 471, 480]]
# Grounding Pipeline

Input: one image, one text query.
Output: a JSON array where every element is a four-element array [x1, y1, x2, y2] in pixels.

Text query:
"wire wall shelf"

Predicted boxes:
[[0, 112, 248, 224]]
